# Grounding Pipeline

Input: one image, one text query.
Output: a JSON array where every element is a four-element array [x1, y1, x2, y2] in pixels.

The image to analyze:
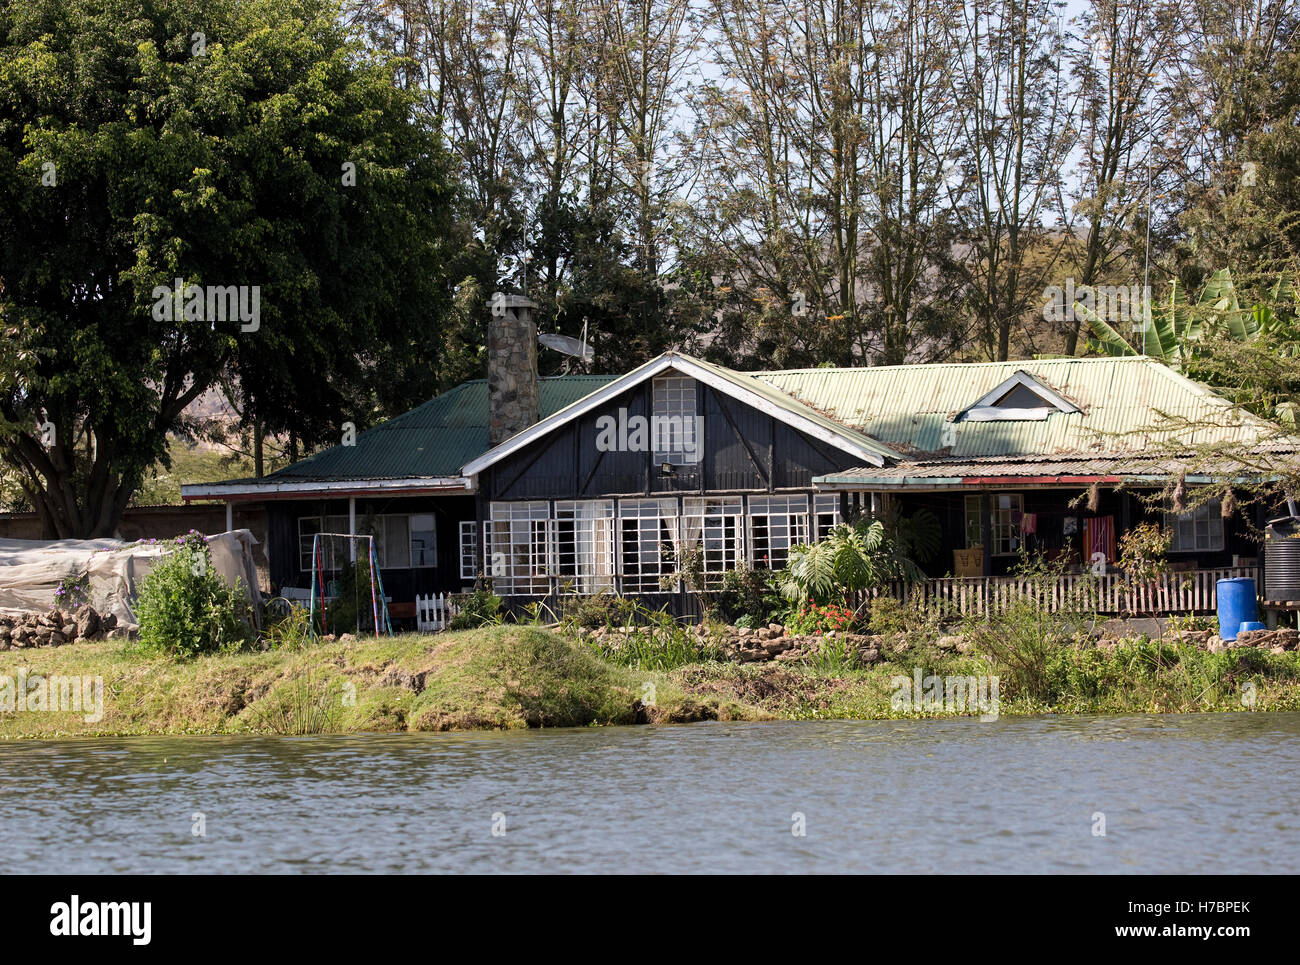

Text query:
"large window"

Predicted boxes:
[[681, 496, 744, 586], [748, 494, 809, 568], [619, 498, 679, 592], [298, 515, 348, 572], [485, 501, 551, 595], [554, 500, 616, 594], [652, 374, 701, 465], [298, 514, 438, 572], [1167, 500, 1224, 552]]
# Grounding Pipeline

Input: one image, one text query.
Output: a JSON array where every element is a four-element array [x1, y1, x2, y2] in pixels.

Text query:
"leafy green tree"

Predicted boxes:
[[0, 0, 457, 536]]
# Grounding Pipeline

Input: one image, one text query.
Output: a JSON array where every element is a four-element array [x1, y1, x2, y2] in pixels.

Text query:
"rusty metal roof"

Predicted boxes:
[[751, 356, 1275, 458]]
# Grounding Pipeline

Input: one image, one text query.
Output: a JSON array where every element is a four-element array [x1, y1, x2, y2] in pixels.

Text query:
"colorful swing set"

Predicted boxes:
[[307, 532, 394, 638]]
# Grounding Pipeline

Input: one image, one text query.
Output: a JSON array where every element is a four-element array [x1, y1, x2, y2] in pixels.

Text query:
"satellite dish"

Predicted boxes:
[[538, 331, 593, 362]]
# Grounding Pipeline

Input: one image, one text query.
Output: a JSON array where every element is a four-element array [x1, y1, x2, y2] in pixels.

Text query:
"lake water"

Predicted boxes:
[[3, 713, 1298, 873]]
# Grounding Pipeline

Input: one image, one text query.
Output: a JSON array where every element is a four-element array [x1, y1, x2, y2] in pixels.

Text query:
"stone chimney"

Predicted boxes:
[[487, 294, 540, 446]]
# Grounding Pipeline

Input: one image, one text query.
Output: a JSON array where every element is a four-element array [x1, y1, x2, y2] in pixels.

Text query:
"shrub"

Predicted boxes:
[[712, 564, 784, 625], [961, 553, 1099, 702], [135, 535, 253, 657], [449, 589, 505, 630], [579, 597, 720, 670], [325, 558, 384, 634]]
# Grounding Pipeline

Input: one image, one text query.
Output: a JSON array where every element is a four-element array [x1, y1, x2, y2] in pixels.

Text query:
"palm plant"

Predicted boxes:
[[777, 511, 936, 604]]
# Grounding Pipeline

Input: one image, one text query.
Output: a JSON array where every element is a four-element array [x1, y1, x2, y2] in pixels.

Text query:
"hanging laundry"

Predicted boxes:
[[1083, 516, 1116, 563]]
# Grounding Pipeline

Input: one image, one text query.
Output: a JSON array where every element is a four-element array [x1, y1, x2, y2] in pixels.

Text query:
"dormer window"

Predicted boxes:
[[958, 372, 1081, 423]]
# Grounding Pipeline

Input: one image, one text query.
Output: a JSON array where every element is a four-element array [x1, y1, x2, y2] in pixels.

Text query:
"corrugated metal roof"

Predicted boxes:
[[682, 354, 902, 462], [751, 357, 1274, 458], [814, 452, 1292, 482], [263, 376, 617, 482]]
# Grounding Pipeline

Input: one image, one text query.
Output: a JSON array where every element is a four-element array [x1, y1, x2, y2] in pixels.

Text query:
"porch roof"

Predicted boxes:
[[813, 452, 1291, 489]]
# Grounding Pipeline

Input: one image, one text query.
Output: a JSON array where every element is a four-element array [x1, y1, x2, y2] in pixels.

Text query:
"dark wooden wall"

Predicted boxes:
[[480, 378, 860, 502]]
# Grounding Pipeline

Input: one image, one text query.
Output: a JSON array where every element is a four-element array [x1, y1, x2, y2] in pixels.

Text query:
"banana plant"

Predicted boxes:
[[1081, 268, 1290, 370]]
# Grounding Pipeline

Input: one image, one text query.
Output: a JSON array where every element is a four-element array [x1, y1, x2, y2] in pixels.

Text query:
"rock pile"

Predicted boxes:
[[587, 622, 975, 665], [0, 606, 130, 650]]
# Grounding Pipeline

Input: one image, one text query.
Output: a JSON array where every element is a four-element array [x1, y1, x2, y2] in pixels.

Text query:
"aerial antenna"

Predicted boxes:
[[1142, 155, 1153, 358]]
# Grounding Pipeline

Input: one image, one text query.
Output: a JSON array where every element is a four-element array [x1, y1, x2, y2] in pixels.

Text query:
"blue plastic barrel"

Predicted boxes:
[[1217, 578, 1259, 640]]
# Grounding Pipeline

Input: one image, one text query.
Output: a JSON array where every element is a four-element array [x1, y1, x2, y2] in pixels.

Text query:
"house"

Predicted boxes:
[[181, 297, 1294, 621]]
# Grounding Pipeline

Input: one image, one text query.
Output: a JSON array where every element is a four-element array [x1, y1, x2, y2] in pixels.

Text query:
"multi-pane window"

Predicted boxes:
[[964, 494, 1023, 555], [554, 500, 616, 594], [299, 515, 349, 571], [1167, 500, 1224, 552], [485, 501, 551, 595], [651, 374, 701, 465], [748, 494, 809, 568], [299, 514, 438, 571], [813, 494, 841, 541], [459, 521, 479, 581], [619, 498, 679, 592], [991, 494, 1024, 556], [681, 496, 744, 586]]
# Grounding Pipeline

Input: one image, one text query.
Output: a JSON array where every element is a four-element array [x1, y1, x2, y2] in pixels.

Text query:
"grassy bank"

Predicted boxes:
[[0, 626, 761, 740], [3, 627, 1299, 740]]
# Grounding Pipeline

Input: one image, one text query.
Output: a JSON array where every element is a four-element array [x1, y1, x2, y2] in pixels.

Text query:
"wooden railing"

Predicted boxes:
[[876, 566, 1259, 616]]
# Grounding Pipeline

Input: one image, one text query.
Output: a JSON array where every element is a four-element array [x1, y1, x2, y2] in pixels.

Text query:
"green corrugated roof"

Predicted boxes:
[[752, 357, 1274, 458], [264, 376, 617, 481]]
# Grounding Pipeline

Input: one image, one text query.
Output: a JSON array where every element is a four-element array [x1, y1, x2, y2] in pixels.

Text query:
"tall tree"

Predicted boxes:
[[0, 0, 457, 536]]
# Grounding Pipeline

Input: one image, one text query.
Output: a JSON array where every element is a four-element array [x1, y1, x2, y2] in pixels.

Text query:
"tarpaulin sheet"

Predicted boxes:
[[0, 530, 262, 627]]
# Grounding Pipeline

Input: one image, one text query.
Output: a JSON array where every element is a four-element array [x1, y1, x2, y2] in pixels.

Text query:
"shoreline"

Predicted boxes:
[[2, 626, 1299, 741]]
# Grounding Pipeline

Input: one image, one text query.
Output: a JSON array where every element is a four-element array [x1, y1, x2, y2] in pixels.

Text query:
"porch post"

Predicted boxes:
[[225, 501, 232, 532], [980, 491, 992, 576], [349, 497, 357, 561]]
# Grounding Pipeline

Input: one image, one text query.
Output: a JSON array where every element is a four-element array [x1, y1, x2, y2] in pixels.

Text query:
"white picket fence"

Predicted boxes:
[[875, 566, 1259, 616], [416, 592, 460, 631]]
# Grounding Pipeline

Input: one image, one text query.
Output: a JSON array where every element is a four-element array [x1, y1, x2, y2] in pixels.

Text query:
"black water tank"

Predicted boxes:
[[1265, 517, 1300, 602]]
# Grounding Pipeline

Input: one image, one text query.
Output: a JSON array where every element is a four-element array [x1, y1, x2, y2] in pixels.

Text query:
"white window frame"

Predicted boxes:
[[554, 500, 617, 594], [1166, 500, 1225, 553], [991, 493, 1024, 556], [485, 501, 551, 595], [299, 515, 349, 572], [964, 495, 982, 549], [813, 494, 841, 541], [459, 520, 479, 581], [681, 496, 745, 586], [618, 497, 680, 593], [651, 374, 701, 466], [747, 494, 810, 569]]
